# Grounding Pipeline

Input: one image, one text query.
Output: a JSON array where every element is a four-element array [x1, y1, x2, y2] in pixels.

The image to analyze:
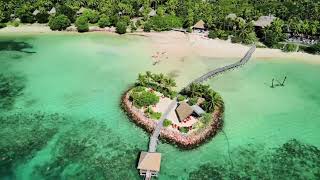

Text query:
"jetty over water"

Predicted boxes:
[[190, 45, 256, 85], [137, 45, 256, 179]]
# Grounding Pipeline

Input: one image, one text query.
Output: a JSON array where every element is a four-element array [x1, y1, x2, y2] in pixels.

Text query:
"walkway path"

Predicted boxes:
[[189, 45, 256, 85], [148, 45, 256, 153], [148, 99, 177, 152]]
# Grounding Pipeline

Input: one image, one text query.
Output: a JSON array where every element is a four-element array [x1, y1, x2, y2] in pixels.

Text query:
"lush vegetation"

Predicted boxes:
[[282, 43, 298, 52], [144, 107, 162, 120], [305, 43, 320, 54], [129, 89, 159, 108], [48, 15, 71, 31], [116, 21, 127, 34], [98, 14, 110, 28], [135, 71, 177, 99], [75, 15, 89, 32], [181, 83, 224, 113], [1, 0, 319, 47], [163, 119, 172, 127]]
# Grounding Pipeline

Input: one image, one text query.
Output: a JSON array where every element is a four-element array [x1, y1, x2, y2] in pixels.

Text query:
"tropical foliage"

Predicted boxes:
[[98, 14, 111, 28], [144, 107, 162, 120], [135, 71, 177, 99], [48, 15, 71, 31], [116, 21, 127, 34], [181, 83, 224, 113], [305, 43, 320, 54], [1, 0, 319, 50], [130, 90, 159, 108], [75, 15, 89, 32], [163, 119, 172, 127]]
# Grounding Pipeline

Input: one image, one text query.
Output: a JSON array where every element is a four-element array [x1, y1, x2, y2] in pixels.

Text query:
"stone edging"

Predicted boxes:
[[121, 90, 224, 149]]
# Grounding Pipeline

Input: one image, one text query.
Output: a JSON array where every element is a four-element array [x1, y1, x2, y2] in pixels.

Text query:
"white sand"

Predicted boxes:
[[134, 31, 320, 64]]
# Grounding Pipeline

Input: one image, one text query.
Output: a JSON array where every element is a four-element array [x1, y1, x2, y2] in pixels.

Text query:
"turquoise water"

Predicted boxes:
[[0, 33, 320, 179]]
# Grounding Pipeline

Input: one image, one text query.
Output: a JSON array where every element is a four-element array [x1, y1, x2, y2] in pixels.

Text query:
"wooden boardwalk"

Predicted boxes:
[[189, 45, 256, 85], [141, 45, 256, 179], [148, 99, 177, 152]]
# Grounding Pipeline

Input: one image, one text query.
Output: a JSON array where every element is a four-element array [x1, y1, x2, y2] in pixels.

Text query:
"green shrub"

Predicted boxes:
[[305, 43, 320, 54], [163, 119, 172, 127], [143, 22, 152, 32], [0, 23, 6, 29], [200, 113, 212, 125], [150, 111, 162, 120], [177, 95, 186, 102], [120, 16, 130, 26], [188, 97, 197, 106], [150, 15, 182, 31], [75, 16, 89, 32], [98, 14, 110, 28], [208, 29, 229, 40], [144, 107, 162, 120], [12, 21, 19, 27], [282, 43, 298, 52], [82, 9, 100, 23], [131, 86, 145, 93], [130, 21, 137, 32], [48, 15, 71, 31], [136, 20, 142, 27], [179, 127, 189, 133], [57, 5, 76, 22], [130, 91, 159, 108], [35, 11, 49, 23], [116, 21, 127, 34]]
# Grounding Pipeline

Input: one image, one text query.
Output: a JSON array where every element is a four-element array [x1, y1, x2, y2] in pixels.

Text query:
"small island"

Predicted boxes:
[[122, 71, 224, 149]]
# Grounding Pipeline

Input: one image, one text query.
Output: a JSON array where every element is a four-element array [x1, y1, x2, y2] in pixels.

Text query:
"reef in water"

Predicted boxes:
[[188, 139, 320, 180], [33, 120, 141, 180], [0, 73, 25, 110], [0, 40, 35, 54], [0, 112, 66, 176]]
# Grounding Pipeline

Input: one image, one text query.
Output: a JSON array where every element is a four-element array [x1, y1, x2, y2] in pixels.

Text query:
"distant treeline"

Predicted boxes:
[[1, 0, 319, 53]]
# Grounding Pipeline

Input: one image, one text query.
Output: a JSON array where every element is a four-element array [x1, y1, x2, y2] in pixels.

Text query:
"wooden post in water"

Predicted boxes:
[[271, 78, 275, 88], [281, 76, 287, 86]]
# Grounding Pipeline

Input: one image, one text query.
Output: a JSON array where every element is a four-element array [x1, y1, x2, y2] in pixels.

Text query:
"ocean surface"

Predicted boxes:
[[0, 33, 319, 180]]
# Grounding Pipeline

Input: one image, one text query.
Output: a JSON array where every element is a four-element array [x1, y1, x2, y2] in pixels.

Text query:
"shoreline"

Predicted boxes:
[[121, 90, 224, 149], [1, 24, 319, 64]]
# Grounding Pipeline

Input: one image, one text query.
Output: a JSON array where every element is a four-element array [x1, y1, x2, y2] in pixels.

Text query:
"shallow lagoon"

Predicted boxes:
[[0, 33, 319, 179]]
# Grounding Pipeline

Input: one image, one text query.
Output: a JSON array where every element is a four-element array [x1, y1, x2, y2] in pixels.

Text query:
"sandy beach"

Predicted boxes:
[[1, 24, 319, 64], [133, 31, 320, 64]]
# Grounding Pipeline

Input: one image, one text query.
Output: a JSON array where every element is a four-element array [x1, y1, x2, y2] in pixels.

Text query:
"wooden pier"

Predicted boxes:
[[137, 45, 256, 179]]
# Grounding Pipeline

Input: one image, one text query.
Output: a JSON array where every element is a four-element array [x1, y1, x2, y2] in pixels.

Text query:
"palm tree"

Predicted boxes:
[[203, 92, 215, 113]]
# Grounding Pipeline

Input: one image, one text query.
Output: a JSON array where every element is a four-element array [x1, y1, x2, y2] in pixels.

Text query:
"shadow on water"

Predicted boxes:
[[0, 41, 35, 54]]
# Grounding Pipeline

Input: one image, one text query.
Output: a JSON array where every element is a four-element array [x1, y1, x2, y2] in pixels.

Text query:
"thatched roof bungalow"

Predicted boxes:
[[148, 9, 157, 17], [254, 15, 276, 28], [48, 7, 56, 15], [137, 152, 161, 178], [192, 20, 206, 30], [175, 102, 193, 121], [77, 7, 86, 15], [32, 9, 40, 16]]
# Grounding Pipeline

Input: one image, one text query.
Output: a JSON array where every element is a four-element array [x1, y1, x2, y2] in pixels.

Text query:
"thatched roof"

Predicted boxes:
[[48, 7, 56, 14], [148, 9, 156, 17], [77, 7, 86, 14], [254, 15, 276, 28], [226, 13, 237, 20], [193, 20, 205, 29], [176, 102, 193, 121], [32, 10, 40, 16], [137, 152, 161, 172]]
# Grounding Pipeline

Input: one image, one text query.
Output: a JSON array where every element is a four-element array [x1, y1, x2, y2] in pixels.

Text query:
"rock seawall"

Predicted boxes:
[[121, 91, 224, 149]]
